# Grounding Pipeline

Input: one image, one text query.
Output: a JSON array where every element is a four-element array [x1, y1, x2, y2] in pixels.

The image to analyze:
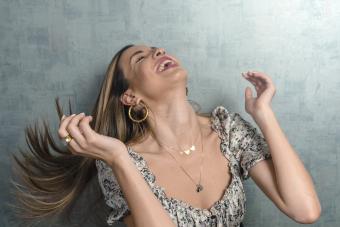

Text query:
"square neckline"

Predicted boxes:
[[126, 113, 237, 213]]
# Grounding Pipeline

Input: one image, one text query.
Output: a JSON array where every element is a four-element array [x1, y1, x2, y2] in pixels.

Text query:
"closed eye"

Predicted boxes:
[[135, 46, 158, 64], [136, 56, 145, 63]]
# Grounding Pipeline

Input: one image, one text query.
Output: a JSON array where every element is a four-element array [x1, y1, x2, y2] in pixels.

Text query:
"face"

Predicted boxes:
[[118, 44, 187, 105]]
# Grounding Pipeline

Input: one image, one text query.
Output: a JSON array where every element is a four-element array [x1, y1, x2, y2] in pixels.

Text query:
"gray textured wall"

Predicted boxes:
[[1, 0, 339, 226]]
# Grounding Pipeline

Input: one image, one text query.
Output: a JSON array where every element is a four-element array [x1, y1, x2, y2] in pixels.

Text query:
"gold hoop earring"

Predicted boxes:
[[128, 102, 149, 123]]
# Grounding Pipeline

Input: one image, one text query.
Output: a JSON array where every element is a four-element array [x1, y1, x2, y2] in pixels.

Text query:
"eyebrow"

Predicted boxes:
[[129, 46, 157, 65]]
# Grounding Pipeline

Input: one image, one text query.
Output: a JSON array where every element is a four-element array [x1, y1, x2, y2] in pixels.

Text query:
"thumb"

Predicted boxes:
[[245, 87, 253, 101]]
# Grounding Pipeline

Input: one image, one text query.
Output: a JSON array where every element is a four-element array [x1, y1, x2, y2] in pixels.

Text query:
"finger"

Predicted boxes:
[[249, 71, 272, 84], [246, 71, 264, 83], [60, 113, 72, 122], [243, 73, 262, 88], [60, 114, 70, 126], [251, 73, 275, 91], [58, 114, 84, 154], [66, 138, 84, 155], [245, 86, 253, 101], [242, 71, 266, 92], [245, 73, 266, 89], [59, 115, 67, 128], [243, 72, 258, 81], [78, 115, 96, 140], [58, 114, 76, 138], [67, 113, 87, 147]]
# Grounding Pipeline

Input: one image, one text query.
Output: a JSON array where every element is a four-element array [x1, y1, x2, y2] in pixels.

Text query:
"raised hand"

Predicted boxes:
[[241, 71, 276, 117], [58, 113, 128, 166]]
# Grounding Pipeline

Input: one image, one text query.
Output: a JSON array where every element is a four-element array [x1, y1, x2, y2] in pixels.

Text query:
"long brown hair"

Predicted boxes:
[[8, 44, 207, 226]]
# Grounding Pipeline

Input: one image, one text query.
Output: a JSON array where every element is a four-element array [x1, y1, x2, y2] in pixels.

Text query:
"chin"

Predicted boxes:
[[164, 66, 188, 79]]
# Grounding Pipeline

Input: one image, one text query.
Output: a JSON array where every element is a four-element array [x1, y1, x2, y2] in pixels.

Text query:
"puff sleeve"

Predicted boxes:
[[228, 112, 272, 181], [95, 159, 131, 225]]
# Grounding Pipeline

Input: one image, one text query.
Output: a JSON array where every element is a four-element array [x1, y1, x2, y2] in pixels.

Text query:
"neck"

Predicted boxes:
[[146, 100, 201, 150]]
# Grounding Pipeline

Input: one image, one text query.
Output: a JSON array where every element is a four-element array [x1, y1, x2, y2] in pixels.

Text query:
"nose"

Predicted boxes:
[[153, 47, 165, 58]]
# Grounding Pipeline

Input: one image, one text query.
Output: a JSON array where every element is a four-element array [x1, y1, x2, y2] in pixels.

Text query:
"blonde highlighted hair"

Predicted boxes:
[[8, 44, 206, 226]]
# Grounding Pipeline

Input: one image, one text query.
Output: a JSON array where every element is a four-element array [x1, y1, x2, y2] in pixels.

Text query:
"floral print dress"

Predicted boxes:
[[95, 105, 272, 226]]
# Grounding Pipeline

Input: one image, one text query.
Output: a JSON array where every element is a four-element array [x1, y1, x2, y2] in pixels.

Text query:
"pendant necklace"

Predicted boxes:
[[155, 117, 205, 192]]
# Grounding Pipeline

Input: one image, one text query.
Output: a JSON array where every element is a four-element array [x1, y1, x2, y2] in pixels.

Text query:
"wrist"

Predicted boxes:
[[107, 150, 132, 172], [252, 106, 275, 126]]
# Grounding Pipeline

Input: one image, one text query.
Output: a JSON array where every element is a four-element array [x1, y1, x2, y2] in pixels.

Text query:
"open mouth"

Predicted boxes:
[[156, 57, 179, 73]]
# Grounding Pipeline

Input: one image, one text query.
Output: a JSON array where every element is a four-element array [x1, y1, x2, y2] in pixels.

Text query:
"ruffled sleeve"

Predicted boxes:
[[228, 112, 272, 181], [95, 159, 131, 225]]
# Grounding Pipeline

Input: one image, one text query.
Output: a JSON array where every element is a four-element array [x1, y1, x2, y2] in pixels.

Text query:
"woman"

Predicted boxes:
[[11, 44, 321, 227]]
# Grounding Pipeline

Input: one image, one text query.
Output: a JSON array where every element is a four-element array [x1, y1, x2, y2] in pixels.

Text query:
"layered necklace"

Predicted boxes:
[[154, 116, 205, 193]]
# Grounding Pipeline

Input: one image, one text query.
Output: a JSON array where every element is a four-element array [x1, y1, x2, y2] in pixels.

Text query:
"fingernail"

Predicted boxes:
[[80, 112, 85, 116], [61, 115, 65, 120], [71, 114, 76, 116]]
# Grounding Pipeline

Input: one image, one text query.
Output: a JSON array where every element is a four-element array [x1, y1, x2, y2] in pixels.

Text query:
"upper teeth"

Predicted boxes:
[[159, 59, 173, 72]]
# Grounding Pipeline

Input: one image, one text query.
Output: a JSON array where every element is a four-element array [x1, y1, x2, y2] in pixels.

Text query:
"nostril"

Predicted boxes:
[[156, 48, 165, 55], [153, 48, 165, 59]]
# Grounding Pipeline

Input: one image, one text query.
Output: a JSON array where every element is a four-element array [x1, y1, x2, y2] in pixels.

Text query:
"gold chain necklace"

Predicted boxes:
[[154, 117, 205, 192], [157, 128, 200, 156]]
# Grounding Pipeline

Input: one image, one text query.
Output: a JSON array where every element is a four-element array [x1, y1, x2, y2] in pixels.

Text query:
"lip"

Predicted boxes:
[[155, 55, 178, 73]]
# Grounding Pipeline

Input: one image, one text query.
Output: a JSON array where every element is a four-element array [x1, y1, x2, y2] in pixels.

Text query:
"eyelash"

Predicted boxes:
[[135, 47, 157, 63], [136, 56, 144, 63]]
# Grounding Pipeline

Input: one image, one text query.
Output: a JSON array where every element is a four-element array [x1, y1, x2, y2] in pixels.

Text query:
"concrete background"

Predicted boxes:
[[1, 0, 339, 226]]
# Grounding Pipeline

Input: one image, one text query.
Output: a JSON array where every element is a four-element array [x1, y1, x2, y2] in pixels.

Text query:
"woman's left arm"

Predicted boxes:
[[241, 71, 322, 224]]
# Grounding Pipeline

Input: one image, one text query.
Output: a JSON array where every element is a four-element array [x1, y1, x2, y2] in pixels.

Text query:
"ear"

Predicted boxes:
[[120, 90, 137, 105]]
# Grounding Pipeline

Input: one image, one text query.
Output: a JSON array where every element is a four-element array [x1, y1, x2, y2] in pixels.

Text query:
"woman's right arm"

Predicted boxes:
[[57, 113, 175, 227], [109, 150, 176, 227]]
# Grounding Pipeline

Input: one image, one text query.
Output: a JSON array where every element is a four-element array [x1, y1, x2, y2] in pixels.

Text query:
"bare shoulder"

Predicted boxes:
[[123, 214, 135, 227]]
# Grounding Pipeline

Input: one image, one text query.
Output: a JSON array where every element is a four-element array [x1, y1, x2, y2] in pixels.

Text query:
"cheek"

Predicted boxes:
[[136, 66, 162, 89], [136, 62, 156, 79]]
